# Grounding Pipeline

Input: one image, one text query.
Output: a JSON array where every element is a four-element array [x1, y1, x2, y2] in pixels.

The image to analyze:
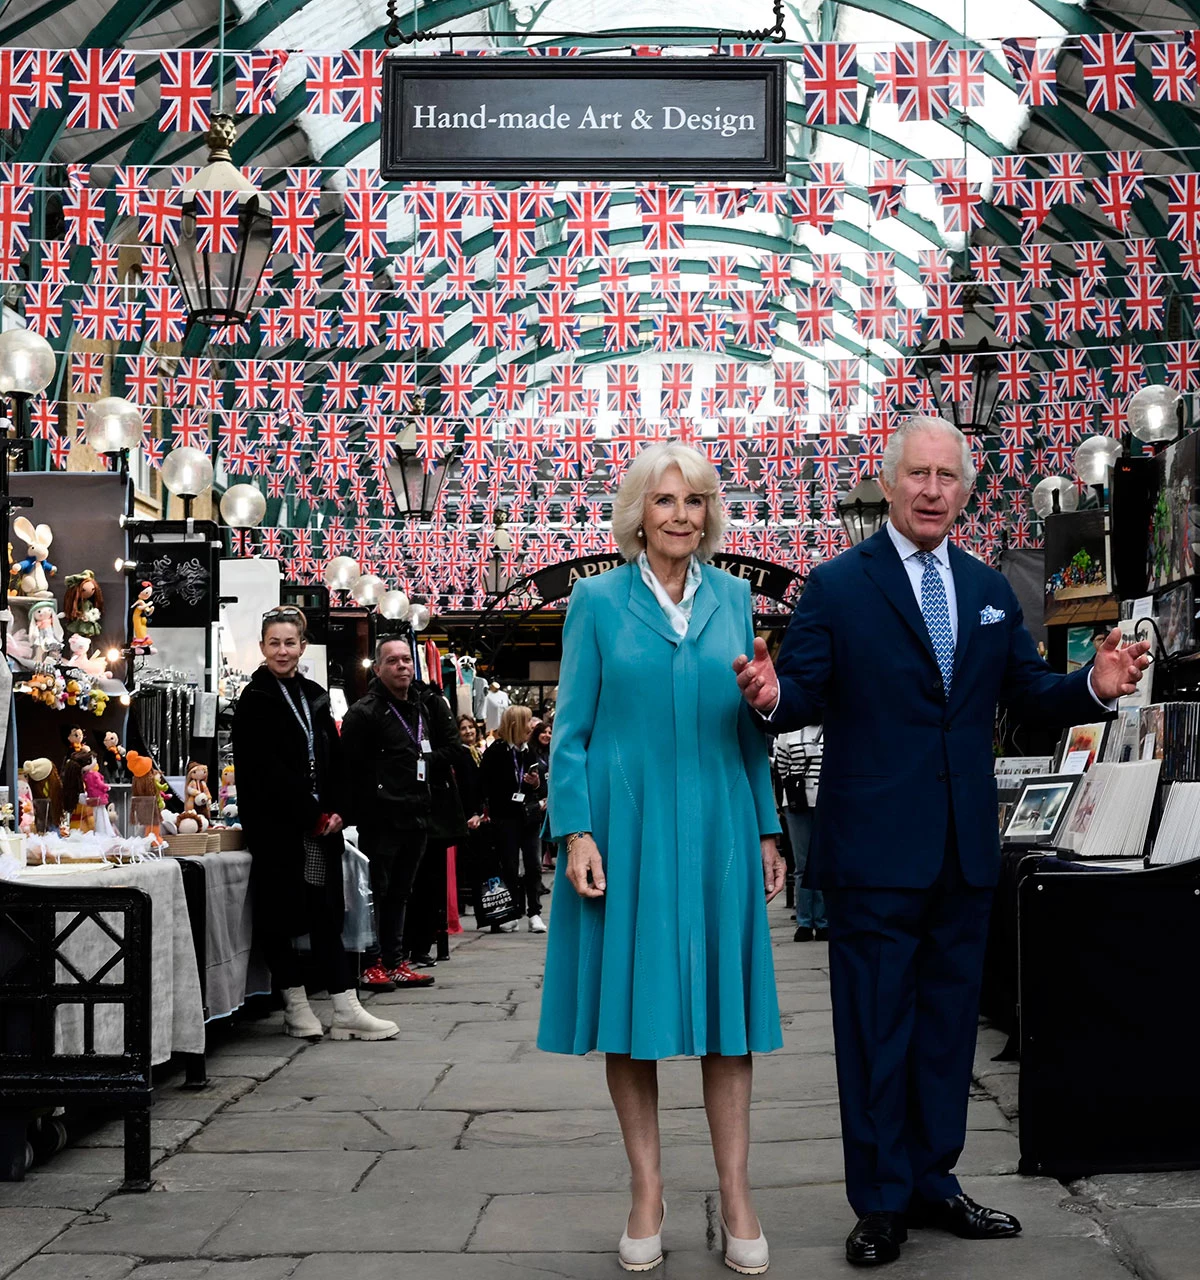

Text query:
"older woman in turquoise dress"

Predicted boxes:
[[537, 442, 786, 1274]]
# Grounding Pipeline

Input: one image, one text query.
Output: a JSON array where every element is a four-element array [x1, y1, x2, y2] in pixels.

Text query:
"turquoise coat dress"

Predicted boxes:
[[537, 560, 783, 1060]]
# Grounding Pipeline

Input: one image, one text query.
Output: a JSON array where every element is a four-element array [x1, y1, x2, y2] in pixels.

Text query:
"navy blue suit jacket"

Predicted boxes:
[[770, 526, 1106, 890]]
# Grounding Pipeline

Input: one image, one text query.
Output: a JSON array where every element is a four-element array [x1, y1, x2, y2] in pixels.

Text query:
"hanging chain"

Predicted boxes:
[[386, 0, 786, 48]]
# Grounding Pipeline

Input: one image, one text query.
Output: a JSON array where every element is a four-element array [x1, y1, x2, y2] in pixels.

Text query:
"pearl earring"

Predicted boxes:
[[637, 525, 644, 539]]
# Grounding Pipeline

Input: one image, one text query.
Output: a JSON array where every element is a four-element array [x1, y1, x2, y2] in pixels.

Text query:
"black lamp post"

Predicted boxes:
[[165, 115, 272, 328], [836, 477, 889, 545]]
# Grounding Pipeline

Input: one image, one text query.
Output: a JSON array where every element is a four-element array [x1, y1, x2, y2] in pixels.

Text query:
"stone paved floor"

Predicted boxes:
[[1, 889, 1192, 1279]]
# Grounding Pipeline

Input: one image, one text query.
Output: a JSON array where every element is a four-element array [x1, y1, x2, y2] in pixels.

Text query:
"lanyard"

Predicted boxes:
[[387, 701, 428, 754], [277, 679, 317, 793]]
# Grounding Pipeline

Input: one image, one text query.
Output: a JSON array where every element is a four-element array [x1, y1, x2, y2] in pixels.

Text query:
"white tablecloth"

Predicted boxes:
[[19, 858, 205, 1065]]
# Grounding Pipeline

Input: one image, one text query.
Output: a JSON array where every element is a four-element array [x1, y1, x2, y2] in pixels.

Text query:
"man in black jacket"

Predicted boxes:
[[341, 636, 462, 991]]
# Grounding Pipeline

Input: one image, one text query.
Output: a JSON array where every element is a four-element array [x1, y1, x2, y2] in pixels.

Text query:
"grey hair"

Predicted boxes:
[[611, 441, 727, 563], [374, 634, 412, 665], [881, 416, 976, 489]]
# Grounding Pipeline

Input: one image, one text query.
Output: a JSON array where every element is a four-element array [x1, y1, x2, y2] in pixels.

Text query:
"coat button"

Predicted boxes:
[[937, 771, 947, 782]]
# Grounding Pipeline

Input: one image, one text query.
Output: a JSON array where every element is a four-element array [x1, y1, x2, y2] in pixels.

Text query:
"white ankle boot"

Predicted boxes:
[[281, 986, 323, 1039], [330, 990, 399, 1041]]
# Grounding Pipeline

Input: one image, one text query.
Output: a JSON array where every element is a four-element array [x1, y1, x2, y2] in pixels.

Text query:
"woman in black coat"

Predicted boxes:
[[480, 704, 546, 932], [455, 714, 491, 924], [232, 607, 397, 1042]]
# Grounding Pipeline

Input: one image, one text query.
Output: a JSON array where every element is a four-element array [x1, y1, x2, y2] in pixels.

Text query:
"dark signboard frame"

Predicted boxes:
[[380, 56, 787, 181], [532, 553, 798, 604]]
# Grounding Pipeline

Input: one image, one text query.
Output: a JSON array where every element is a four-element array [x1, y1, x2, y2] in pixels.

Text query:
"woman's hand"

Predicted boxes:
[[566, 834, 606, 899], [761, 836, 786, 902], [522, 770, 540, 789], [325, 813, 344, 835], [467, 814, 482, 830]]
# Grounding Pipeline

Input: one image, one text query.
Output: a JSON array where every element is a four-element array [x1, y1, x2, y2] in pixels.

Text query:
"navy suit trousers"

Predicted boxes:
[[825, 839, 993, 1216]]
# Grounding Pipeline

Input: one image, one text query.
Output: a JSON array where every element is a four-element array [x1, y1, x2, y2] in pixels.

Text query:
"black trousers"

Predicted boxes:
[[405, 837, 449, 958], [260, 883, 350, 997], [495, 816, 544, 917], [364, 832, 427, 970], [825, 838, 993, 1216]]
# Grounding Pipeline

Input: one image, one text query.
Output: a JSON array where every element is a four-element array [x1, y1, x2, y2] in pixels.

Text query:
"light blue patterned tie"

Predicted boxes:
[[916, 550, 954, 695]]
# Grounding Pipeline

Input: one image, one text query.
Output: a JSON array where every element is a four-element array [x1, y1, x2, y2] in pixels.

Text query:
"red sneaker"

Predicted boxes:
[[389, 962, 435, 988], [359, 964, 396, 992]]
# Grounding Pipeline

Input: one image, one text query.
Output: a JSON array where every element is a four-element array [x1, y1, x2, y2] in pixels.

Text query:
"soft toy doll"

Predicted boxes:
[[125, 751, 162, 839], [219, 763, 238, 825], [178, 760, 212, 833]]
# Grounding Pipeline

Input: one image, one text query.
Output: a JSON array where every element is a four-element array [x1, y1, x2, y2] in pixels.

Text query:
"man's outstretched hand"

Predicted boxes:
[[1090, 627, 1152, 702], [734, 637, 780, 714]]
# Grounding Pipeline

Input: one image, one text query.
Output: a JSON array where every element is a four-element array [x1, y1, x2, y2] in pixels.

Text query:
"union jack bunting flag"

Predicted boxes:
[[306, 56, 344, 116], [802, 43, 858, 126], [114, 165, 149, 218], [0, 186, 30, 258], [25, 283, 63, 337], [1092, 174, 1138, 233], [0, 51, 33, 130], [341, 50, 384, 124], [564, 190, 610, 257], [344, 190, 388, 261], [143, 287, 187, 343], [137, 189, 183, 245], [944, 47, 986, 110], [1150, 41, 1195, 102], [236, 51, 288, 114], [694, 183, 749, 218], [62, 189, 106, 249], [868, 158, 906, 219], [25, 50, 62, 110], [1167, 173, 1200, 241], [159, 51, 213, 132], [892, 41, 950, 121], [66, 49, 135, 129], [1000, 39, 1057, 106], [194, 190, 241, 253], [492, 191, 538, 261], [1080, 33, 1137, 112], [638, 186, 685, 252]]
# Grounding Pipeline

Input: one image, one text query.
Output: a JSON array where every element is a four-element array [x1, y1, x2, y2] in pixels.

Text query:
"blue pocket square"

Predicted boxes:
[[980, 606, 1006, 625]]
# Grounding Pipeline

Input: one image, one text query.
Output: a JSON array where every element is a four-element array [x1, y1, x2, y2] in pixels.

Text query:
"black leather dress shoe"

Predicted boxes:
[[793, 925, 814, 941], [846, 1212, 907, 1266], [907, 1193, 1022, 1239]]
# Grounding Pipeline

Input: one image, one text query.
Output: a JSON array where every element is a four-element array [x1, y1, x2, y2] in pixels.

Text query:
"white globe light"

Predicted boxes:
[[84, 396, 144, 453], [0, 328, 55, 397], [409, 603, 430, 632], [1032, 476, 1080, 519], [378, 590, 411, 621], [350, 573, 386, 606], [1073, 435, 1123, 486], [219, 483, 267, 528], [161, 445, 214, 498], [1128, 385, 1183, 443], [323, 556, 360, 590]]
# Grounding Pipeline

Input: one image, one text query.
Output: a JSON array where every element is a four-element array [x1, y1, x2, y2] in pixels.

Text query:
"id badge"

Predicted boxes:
[[512, 791, 525, 803], [417, 759, 427, 782], [420, 738, 432, 754]]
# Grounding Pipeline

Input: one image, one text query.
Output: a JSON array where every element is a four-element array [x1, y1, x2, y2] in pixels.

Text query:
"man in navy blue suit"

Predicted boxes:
[[734, 417, 1149, 1267]]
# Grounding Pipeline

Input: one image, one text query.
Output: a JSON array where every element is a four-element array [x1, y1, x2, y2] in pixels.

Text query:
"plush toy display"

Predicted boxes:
[[61, 749, 97, 832], [131, 581, 155, 653], [219, 762, 239, 826], [100, 731, 127, 783], [10, 517, 56, 599], [178, 760, 212, 833], [65, 632, 112, 680], [61, 723, 88, 774], [22, 758, 64, 832], [61, 570, 104, 638], [27, 601, 63, 671], [125, 751, 163, 839]]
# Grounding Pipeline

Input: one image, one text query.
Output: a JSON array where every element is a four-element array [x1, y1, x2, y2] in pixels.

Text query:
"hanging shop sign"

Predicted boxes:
[[533, 553, 798, 604], [380, 57, 787, 181]]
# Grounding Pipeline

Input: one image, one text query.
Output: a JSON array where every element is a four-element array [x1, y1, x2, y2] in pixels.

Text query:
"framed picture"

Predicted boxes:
[[1002, 775, 1085, 844], [1156, 581, 1195, 656], [1056, 722, 1110, 773], [1147, 432, 1199, 592], [1043, 510, 1116, 625]]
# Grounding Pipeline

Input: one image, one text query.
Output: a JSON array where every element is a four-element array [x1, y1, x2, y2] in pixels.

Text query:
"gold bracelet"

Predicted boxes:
[[565, 830, 592, 851]]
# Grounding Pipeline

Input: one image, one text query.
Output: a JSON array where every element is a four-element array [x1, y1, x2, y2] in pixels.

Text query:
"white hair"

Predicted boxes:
[[611, 442, 726, 563], [882, 416, 976, 489]]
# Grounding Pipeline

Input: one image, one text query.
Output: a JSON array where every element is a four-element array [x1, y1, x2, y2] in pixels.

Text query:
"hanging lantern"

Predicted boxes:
[[918, 291, 1005, 436], [384, 411, 462, 520], [165, 115, 272, 329], [161, 445, 214, 518], [84, 396, 144, 455], [836, 478, 889, 546], [408, 603, 431, 632]]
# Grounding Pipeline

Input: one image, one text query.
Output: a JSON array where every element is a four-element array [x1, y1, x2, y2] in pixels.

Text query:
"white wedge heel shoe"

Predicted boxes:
[[619, 1201, 666, 1272], [720, 1211, 769, 1275]]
